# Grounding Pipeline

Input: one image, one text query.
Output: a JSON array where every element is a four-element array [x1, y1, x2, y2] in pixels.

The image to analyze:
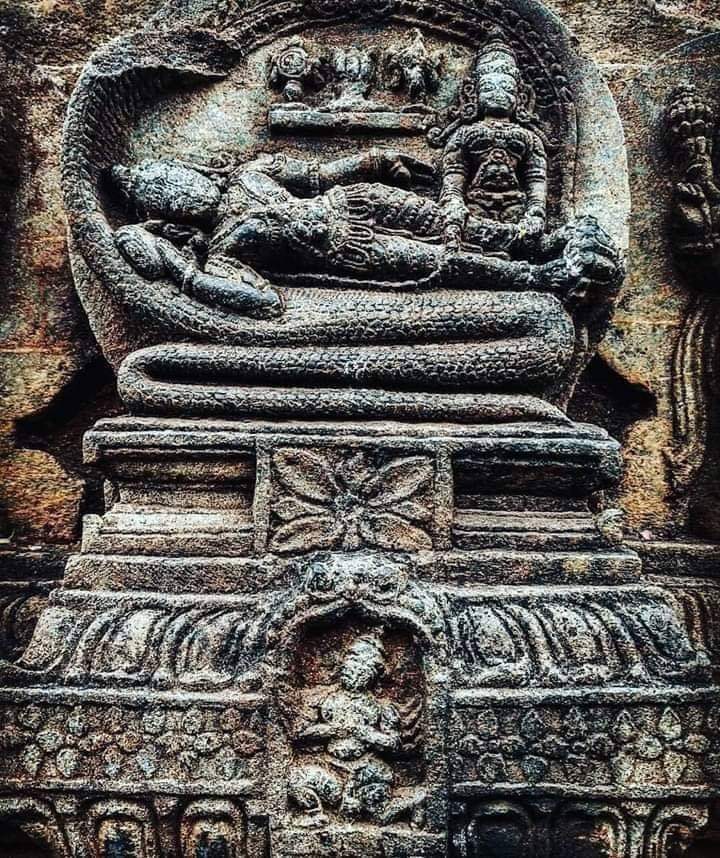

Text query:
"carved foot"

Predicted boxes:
[[181, 265, 287, 319]]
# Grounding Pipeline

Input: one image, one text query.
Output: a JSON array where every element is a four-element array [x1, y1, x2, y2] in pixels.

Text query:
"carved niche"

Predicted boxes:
[[62, 0, 629, 426], [263, 555, 449, 857]]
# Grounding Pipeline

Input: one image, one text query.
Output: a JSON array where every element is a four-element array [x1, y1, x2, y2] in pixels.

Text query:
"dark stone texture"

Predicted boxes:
[[0, 1, 719, 856]]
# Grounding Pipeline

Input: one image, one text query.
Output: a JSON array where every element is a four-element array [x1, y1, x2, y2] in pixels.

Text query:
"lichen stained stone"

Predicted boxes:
[[0, 1, 719, 856]]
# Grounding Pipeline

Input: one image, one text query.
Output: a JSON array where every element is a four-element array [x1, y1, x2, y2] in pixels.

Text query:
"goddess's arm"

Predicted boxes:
[[439, 130, 469, 247], [242, 150, 435, 197], [522, 133, 549, 223]]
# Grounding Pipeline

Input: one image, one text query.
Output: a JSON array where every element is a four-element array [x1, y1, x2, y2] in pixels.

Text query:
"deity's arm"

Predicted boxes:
[[297, 722, 339, 742], [295, 697, 340, 743], [240, 149, 433, 198], [522, 133, 549, 223], [318, 147, 435, 191], [115, 225, 284, 318], [439, 131, 469, 245], [359, 703, 402, 753], [241, 153, 323, 197]]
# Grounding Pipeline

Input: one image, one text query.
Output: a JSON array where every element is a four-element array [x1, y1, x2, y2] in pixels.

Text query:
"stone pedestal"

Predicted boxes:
[[0, 419, 716, 856]]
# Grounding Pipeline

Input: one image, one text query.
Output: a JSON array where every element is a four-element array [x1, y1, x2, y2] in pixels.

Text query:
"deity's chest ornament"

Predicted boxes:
[[3, 3, 713, 858]]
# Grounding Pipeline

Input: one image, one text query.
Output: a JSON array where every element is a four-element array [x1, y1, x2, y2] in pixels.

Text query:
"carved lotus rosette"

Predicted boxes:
[[268, 448, 437, 554]]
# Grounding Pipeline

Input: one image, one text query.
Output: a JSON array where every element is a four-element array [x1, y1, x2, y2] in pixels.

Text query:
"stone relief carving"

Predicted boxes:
[[0, 700, 263, 786], [61, 0, 627, 424], [454, 701, 720, 789], [269, 449, 436, 553], [0, 580, 55, 663], [666, 85, 720, 262], [268, 28, 443, 132], [452, 798, 712, 858], [285, 633, 425, 827], [664, 78, 720, 539], [1, 1, 716, 856], [264, 554, 448, 855], [384, 29, 442, 107], [268, 37, 329, 106], [665, 85, 720, 509], [4, 561, 707, 694]]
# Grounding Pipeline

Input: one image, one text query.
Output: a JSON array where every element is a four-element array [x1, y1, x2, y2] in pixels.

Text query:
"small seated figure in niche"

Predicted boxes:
[[287, 635, 425, 828], [108, 33, 624, 420]]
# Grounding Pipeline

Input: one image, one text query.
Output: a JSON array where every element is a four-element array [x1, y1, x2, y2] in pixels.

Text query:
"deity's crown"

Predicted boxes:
[[473, 29, 521, 84]]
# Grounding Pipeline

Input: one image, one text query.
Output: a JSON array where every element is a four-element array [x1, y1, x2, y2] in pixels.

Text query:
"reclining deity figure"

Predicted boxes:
[[286, 635, 424, 827], [109, 35, 624, 422]]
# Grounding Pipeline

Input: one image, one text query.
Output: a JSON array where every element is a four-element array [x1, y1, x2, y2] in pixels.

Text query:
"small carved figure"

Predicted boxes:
[[384, 28, 442, 108], [287, 634, 424, 827], [324, 45, 382, 112], [664, 85, 720, 538], [665, 84, 720, 261], [268, 37, 327, 105]]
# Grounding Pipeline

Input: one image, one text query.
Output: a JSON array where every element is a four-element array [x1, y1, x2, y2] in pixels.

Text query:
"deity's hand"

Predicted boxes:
[[517, 212, 545, 244], [148, 236, 286, 319], [443, 223, 464, 254], [685, 158, 720, 201], [144, 220, 209, 258], [367, 147, 436, 188]]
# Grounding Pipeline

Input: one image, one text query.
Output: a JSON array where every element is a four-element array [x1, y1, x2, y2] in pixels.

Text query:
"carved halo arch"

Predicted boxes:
[[262, 553, 449, 686]]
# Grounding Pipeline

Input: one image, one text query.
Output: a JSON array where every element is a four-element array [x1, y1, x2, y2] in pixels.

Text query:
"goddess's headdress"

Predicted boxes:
[[472, 30, 522, 87], [428, 29, 539, 147]]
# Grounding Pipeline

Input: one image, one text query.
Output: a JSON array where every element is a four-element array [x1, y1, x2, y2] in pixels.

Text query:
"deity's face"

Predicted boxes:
[[475, 71, 519, 118], [340, 638, 385, 692]]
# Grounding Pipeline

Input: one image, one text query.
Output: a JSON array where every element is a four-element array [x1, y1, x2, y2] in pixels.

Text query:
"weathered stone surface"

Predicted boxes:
[[0, 0, 719, 856], [0, 2, 718, 548]]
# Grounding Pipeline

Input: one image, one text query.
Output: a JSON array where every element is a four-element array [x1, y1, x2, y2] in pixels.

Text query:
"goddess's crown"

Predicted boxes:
[[473, 29, 521, 85]]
